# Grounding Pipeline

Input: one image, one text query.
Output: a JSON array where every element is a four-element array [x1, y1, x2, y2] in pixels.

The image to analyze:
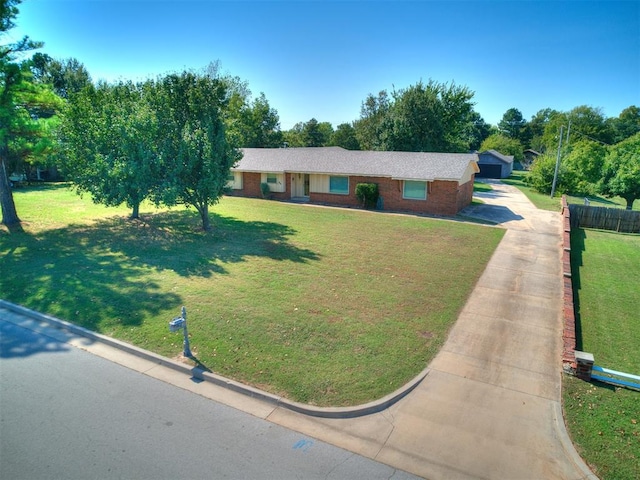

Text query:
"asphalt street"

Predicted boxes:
[[0, 319, 419, 480]]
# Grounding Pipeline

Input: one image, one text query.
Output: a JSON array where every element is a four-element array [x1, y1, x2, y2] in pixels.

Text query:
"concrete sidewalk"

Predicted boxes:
[[0, 181, 595, 479]]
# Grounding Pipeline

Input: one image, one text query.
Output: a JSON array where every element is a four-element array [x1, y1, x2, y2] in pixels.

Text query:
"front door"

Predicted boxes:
[[293, 173, 310, 198]]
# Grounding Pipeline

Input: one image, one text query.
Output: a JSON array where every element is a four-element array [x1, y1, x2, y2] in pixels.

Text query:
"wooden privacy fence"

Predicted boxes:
[[569, 204, 640, 233]]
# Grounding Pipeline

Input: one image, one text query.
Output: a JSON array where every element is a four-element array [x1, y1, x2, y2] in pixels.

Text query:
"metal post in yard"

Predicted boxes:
[[551, 125, 564, 199], [181, 306, 192, 358], [169, 306, 192, 358]]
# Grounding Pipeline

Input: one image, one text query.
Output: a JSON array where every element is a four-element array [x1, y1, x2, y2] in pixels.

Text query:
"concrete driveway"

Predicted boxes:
[[268, 180, 595, 479], [370, 180, 593, 478], [0, 180, 596, 479]]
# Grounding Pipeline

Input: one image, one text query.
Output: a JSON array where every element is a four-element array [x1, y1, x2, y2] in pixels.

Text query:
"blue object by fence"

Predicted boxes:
[[592, 365, 640, 390]]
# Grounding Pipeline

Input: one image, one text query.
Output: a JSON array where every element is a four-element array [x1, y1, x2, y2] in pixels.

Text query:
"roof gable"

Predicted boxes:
[[478, 149, 514, 164], [234, 147, 479, 182]]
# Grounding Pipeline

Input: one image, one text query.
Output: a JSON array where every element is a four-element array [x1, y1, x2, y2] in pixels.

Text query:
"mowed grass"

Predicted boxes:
[[503, 171, 639, 212], [1, 184, 504, 406], [564, 228, 640, 480], [473, 181, 493, 193]]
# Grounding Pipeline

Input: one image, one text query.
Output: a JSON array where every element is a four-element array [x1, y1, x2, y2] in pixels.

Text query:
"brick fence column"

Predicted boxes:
[[574, 351, 594, 381]]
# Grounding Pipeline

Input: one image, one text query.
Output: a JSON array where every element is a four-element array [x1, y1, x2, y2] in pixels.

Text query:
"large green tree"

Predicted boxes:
[[528, 108, 560, 153], [607, 105, 640, 144], [282, 122, 304, 147], [541, 106, 613, 152], [153, 71, 242, 230], [302, 118, 331, 147], [1, 0, 57, 227], [29, 53, 91, 99], [226, 89, 282, 148], [354, 90, 390, 150], [498, 107, 530, 146], [283, 118, 333, 147], [600, 133, 640, 210], [61, 80, 163, 219], [526, 152, 567, 195], [243, 92, 282, 147], [463, 111, 491, 151], [384, 80, 475, 152], [329, 122, 360, 150], [562, 140, 607, 195], [354, 81, 476, 153], [479, 133, 524, 162]]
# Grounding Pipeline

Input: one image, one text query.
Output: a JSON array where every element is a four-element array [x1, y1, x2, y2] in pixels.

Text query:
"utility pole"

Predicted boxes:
[[550, 125, 564, 198]]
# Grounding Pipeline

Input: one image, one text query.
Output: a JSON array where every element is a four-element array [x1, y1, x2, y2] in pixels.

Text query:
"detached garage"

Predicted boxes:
[[477, 150, 514, 179]]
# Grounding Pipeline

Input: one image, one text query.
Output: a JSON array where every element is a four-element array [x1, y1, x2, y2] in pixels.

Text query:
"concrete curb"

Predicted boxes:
[[552, 400, 600, 480], [0, 299, 428, 419]]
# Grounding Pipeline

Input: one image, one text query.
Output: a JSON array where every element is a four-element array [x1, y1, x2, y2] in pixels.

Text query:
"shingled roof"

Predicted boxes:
[[479, 149, 514, 164], [235, 147, 479, 182]]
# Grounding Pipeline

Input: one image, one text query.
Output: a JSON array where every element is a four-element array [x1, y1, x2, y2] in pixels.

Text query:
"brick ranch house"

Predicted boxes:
[[227, 147, 479, 216]]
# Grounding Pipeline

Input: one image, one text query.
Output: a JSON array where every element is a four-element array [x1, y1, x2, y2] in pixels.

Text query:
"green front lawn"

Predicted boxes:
[[564, 228, 640, 479], [1, 184, 504, 406], [503, 171, 639, 212], [473, 181, 493, 193]]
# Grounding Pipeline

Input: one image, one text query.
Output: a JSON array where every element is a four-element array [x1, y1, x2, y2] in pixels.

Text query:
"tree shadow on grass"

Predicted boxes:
[[570, 227, 586, 351], [0, 210, 320, 332], [97, 210, 321, 277]]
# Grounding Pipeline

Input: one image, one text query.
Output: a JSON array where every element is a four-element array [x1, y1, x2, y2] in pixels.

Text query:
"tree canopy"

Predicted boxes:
[[1, 0, 61, 227], [600, 133, 640, 210], [329, 123, 360, 150], [61, 70, 242, 230], [562, 140, 607, 195], [355, 80, 477, 153], [498, 108, 531, 147], [480, 133, 524, 162], [153, 71, 242, 230], [61, 80, 163, 219]]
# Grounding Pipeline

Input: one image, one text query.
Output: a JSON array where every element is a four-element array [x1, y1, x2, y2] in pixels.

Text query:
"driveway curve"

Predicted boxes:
[[268, 180, 595, 479]]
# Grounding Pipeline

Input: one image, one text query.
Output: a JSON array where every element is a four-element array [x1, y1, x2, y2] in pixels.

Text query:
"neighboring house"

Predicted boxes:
[[476, 150, 514, 178], [227, 147, 479, 216], [522, 149, 540, 170]]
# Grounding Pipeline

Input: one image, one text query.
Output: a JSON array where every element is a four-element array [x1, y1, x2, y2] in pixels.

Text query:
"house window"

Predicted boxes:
[[403, 180, 427, 200], [226, 172, 241, 190], [329, 176, 349, 194], [266, 173, 278, 184]]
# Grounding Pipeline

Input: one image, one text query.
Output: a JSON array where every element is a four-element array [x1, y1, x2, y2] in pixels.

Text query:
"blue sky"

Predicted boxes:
[[11, 0, 640, 130]]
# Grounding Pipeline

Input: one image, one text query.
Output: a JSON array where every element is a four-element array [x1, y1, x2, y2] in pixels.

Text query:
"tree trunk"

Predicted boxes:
[[198, 203, 210, 231], [625, 198, 634, 210], [0, 156, 21, 227], [130, 202, 140, 219]]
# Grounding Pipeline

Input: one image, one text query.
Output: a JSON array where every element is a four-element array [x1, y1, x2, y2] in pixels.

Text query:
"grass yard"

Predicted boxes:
[[564, 228, 640, 480], [503, 171, 639, 212], [473, 181, 493, 193], [1, 184, 504, 406]]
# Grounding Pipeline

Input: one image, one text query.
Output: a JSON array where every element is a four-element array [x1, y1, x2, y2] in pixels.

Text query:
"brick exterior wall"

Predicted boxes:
[[456, 178, 474, 213], [228, 172, 292, 201], [229, 172, 475, 216], [561, 196, 578, 372]]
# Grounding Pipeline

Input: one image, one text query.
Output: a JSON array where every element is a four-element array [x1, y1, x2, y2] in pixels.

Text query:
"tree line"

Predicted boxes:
[[2, 0, 639, 230]]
